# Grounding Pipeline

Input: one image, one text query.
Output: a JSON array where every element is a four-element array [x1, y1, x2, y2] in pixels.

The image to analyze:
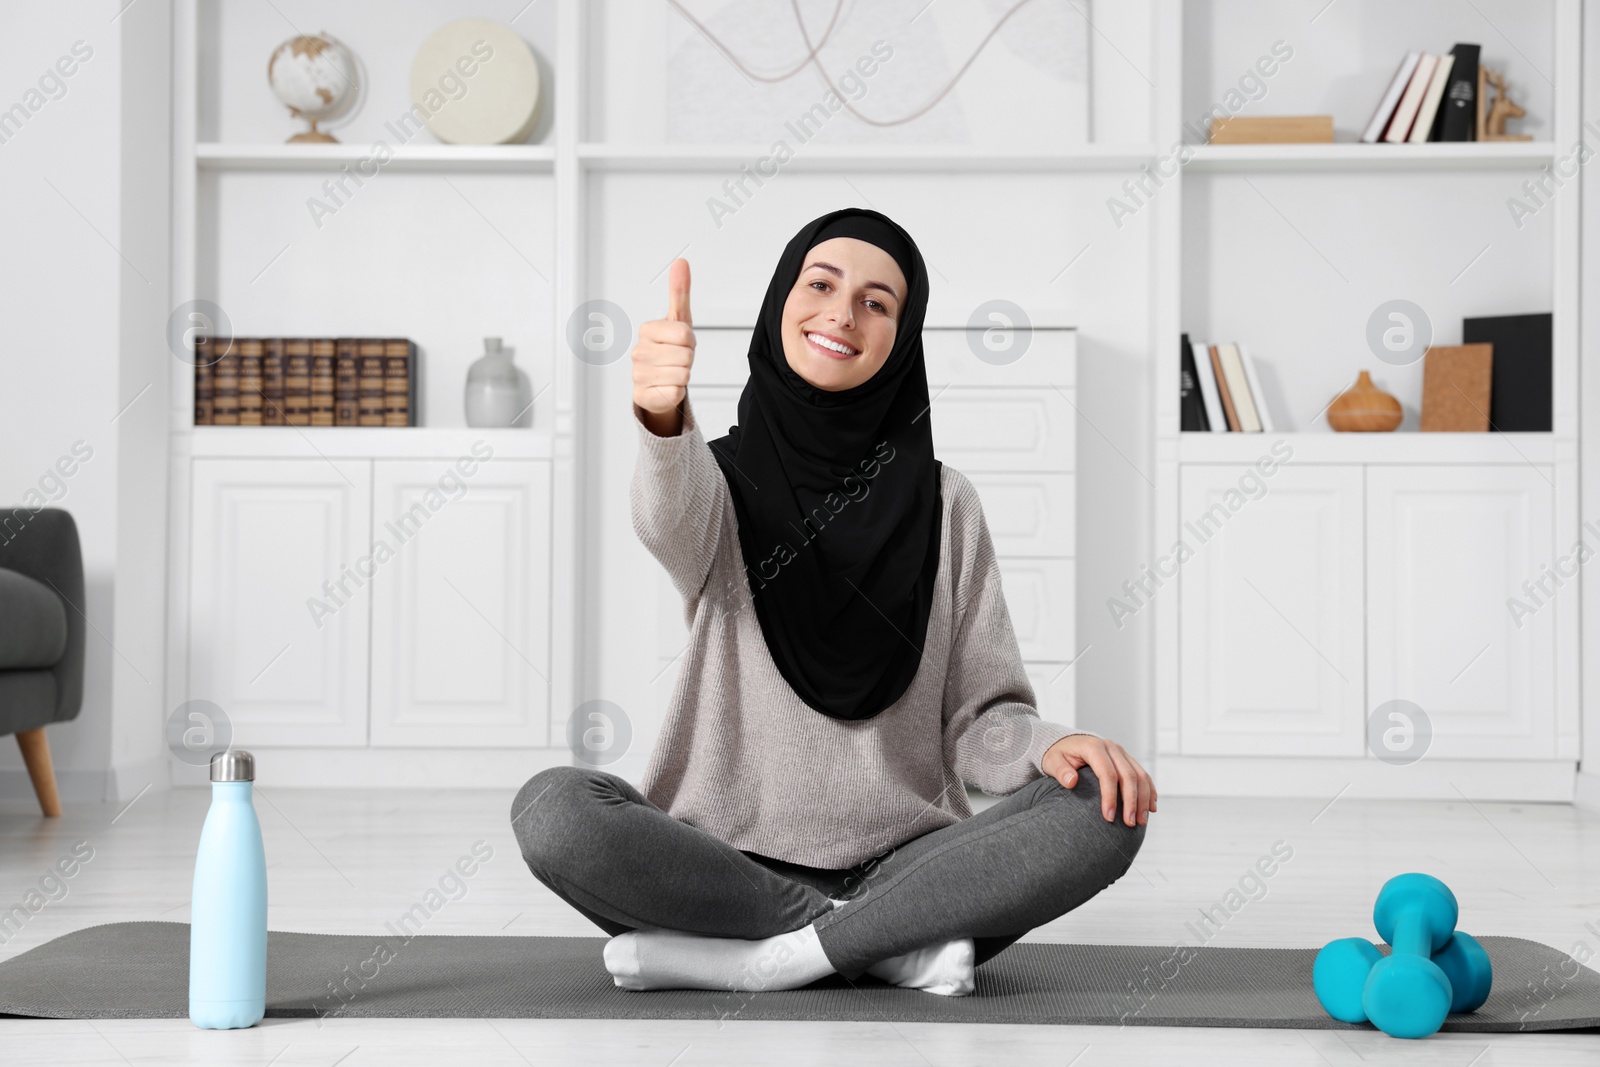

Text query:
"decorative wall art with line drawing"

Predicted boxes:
[[588, 0, 1092, 146]]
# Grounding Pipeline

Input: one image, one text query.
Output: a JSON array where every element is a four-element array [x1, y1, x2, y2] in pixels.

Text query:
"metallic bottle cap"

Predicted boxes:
[[210, 749, 255, 782]]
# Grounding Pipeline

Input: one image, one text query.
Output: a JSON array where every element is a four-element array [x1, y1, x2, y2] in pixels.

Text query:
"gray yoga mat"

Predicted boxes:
[[1, 921, 1597, 1030]]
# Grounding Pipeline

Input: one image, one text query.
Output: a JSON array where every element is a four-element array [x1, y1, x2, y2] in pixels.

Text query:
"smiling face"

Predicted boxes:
[[780, 236, 907, 392]]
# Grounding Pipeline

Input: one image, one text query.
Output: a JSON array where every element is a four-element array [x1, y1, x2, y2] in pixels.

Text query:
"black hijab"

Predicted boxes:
[[707, 207, 942, 722]]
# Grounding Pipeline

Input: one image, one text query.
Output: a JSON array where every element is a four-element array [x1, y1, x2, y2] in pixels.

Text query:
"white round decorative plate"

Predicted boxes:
[[410, 18, 541, 145]]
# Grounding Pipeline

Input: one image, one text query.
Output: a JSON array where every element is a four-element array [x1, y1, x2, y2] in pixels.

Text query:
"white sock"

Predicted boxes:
[[865, 937, 977, 996], [603, 924, 836, 992], [831, 895, 976, 995]]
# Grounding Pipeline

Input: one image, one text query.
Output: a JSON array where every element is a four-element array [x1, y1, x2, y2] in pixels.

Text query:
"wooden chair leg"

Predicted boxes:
[[16, 727, 62, 817]]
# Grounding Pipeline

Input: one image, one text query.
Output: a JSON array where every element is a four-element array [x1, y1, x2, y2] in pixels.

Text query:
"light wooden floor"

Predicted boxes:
[[2, 782, 1598, 1065]]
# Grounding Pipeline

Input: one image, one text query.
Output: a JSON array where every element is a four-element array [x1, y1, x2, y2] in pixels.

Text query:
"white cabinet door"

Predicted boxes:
[[189, 458, 372, 746], [370, 458, 552, 747], [1366, 465, 1555, 759], [1179, 465, 1365, 755]]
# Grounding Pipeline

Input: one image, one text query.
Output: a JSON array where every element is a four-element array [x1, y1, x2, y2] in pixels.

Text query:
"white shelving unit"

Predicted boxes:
[[167, 0, 578, 787], [1152, 0, 1583, 799]]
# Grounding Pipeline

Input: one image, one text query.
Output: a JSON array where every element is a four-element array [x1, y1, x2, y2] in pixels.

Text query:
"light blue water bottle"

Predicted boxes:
[[189, 749, 267, 1029]]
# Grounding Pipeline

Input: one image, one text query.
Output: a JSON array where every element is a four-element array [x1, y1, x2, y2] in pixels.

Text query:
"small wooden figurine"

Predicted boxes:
[[1478, 66, 1531, 141]]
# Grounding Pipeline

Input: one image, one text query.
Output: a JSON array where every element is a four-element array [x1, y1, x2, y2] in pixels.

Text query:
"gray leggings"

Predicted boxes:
[[510, 764, 1144, 979]]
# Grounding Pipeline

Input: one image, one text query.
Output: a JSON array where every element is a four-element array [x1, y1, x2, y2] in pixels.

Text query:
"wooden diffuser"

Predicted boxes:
[[1326, 370, 1402, 432]]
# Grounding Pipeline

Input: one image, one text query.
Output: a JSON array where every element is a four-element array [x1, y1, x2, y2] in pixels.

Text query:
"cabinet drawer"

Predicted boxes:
[[964, 472, 1074, 557], [930, 388, 1076, 472], [996, 558, 1075, 663]]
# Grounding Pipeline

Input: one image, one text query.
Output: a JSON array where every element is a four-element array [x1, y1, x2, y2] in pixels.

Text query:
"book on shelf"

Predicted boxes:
[[1207, 344, 1239, 431], [1217, 343, 1261, 432], [193, 336, 418, 428], [1208, 115, 1333, 144], [334, 338, 359, 425], [262, 338, 285, 425], [310, 339, 336, 426], [211, 341, 239, 425], [1188, 337, 1224, 432], [1237, 345, 1274, 433], [284, 338, 312, 426], [1179, 333, 1211, 431], [1383, 52, 1438, 142], [237, 339, 264, 426], [383, 339, 418, 427], [1183, 337, 1273, 432], [1362, 51, 1421, 143], [358, 338, 387, 427], [1409, 53, 1456, 143], [1433, 43, 1481, 142], [1464, 311, 1551, 431], [193, 336, 216, 426]]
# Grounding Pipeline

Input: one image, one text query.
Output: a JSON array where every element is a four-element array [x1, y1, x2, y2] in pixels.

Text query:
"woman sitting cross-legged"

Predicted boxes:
[[511, 207, 1155, 997]]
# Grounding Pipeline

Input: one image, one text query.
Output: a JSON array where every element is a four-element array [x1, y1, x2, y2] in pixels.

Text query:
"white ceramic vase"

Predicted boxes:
[[463, 337, 532, 427]]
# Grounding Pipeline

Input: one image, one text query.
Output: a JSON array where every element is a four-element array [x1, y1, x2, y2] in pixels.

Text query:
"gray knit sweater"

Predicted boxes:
[[632, 395, 1089, 869]]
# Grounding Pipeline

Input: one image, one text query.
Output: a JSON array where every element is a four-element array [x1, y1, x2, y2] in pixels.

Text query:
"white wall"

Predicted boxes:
[[0, 0, 171, 804]]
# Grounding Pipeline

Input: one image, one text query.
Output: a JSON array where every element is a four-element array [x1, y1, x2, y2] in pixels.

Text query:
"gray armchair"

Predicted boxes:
[[0, 508, 85, 816]]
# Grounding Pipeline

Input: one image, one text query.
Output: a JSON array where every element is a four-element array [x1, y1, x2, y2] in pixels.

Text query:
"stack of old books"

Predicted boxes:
[[194, 336, 417, 427]]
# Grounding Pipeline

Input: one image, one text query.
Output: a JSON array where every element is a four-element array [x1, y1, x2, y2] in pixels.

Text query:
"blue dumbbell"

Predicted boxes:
[[1313, 873, 1463, 1038], [1315, 928, 1494, 1028], [1313, 936, 1383, 1023], [1365, 873, 1459, 1037], [1432, 930, 1493, 1013]]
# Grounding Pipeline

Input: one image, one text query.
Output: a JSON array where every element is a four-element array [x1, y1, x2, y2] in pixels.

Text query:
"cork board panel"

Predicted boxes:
[[1420, 343, 1493, 431]]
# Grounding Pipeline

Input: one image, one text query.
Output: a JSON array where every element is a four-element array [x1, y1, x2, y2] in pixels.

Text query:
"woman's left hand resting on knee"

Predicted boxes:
[[1042, 735, 1156, 827]]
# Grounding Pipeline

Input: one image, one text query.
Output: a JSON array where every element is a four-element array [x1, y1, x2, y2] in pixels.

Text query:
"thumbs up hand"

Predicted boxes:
[[632, 257, 695, 434]]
